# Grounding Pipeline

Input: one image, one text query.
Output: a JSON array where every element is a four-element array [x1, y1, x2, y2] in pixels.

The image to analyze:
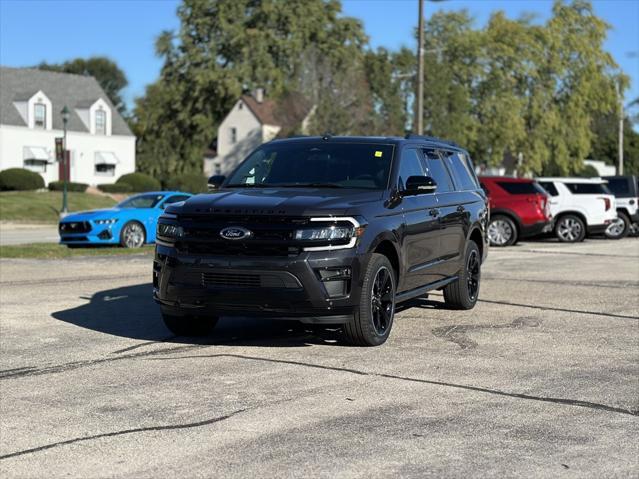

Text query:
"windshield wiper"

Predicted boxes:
[[272, 183, 344, 188]]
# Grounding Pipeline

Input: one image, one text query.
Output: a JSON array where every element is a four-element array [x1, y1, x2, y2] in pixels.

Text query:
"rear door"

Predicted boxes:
[[397, 147, 443, 290]]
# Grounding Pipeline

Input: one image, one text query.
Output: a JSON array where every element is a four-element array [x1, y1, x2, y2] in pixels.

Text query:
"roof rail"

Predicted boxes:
[[404, 133, 460, 148]]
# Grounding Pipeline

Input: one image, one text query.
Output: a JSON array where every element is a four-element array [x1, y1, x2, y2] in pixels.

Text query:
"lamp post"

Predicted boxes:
[[60, 105, 70, 215], [615, 79, 624, 175]]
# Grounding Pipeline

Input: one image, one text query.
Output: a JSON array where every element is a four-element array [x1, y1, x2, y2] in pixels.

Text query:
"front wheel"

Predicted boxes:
[[161, 311, 219, 336], [443, 240, 481, 310], [120, 221, 146, 248], [487, 215, 518, 246], [605, 212, 630, 240], [555, 214, 586, 243], [343, 253, 396, 346]]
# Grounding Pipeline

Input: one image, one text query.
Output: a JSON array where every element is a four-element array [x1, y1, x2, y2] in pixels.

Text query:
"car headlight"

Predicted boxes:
[[157, 223, 184, 239], [295, 225, 354, 241], [94, 219, 117, 225]]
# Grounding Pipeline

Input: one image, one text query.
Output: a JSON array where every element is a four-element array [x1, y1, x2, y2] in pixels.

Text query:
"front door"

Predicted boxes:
[[397, 147, 443, 291]]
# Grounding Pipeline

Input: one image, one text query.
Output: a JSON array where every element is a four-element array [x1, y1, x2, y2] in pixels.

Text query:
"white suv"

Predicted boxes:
[[536, 178, 617, 242], [602, 176, 639, 239]]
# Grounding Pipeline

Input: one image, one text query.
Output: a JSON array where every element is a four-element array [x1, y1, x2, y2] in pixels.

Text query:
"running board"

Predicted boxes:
[[395, 276, 458, 303]]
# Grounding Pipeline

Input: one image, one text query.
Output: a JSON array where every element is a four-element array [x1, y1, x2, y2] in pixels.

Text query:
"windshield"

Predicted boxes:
[[117, 193, 165, 209], [226, 142, 395, 189]]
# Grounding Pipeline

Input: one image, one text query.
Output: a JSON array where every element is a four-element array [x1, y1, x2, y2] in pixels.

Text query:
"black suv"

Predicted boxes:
[[154, 135, 488, 346]]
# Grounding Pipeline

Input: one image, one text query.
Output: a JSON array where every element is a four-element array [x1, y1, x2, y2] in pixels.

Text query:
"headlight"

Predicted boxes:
[[295, 226, 353, 241], [95, 219, 117, 225], [157, 223, 184, 239]]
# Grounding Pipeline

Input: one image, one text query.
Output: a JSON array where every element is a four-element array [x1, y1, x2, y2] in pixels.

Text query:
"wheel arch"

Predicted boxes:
[[119, 219, 148, 245], [554, 210, 588, 227], [489, 209, 522, 235], [467, 226, 485, 260], [368, 234, 401, 284]]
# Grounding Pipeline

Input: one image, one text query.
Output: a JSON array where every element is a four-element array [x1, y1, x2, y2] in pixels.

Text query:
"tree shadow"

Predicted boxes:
[[51, 283, 345, 348]]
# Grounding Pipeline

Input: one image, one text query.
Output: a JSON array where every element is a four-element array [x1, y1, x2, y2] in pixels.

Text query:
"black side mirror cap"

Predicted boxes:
[[207, 175, 226, 191], [402, 176, 437, 195]]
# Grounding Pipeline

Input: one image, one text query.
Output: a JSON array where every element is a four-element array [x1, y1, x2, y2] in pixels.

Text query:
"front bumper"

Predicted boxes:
[[59, 228, 118, 245], [153, 243, 369, 323]]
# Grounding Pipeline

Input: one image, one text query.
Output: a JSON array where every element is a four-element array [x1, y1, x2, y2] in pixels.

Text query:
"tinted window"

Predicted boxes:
[[443, 151, 477, 190], [226, 142, 394, 190], [605, 178, 631, 197], [423, 150, 453, 192], [564, 183, 610, 195], [497, 181, 541, 195], [538, 181, 559, 197], [118, 194, 165, 209], [398, 148, 426, 190]]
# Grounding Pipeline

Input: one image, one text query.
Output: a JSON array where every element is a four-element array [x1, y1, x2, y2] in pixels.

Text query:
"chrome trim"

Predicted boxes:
[[302, 217, 361, 252]]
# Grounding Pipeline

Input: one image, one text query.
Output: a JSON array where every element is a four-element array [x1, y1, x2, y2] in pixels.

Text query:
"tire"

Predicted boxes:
[[343, 253, 396, 346], [161, 311, 219, 336], [555, 214, 586, 243], [443, 240, 481, 310], [487, 214, 518, 247], [120, 221, 146, 248], [605, 212, 630, 240]]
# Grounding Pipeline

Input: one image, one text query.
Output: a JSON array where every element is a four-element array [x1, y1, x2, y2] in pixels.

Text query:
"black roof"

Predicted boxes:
[[270, 135, 465, 151]]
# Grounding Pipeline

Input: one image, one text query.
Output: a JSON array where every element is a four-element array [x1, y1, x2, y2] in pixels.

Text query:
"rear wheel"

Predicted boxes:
[[343, 253, 396, 346], [605, 212, 630, 240], [555, 214, 586, 243], [443, 240, 481, 310], [161, 311, 219, 336], [120, 221, 145, 248], [487, 215, 518, 246]]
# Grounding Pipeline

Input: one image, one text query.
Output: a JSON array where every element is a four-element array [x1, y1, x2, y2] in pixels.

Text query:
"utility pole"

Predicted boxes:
[[416, 0, 425, 135], [616, 80, 624, 175], [60, 105, 70, 215]]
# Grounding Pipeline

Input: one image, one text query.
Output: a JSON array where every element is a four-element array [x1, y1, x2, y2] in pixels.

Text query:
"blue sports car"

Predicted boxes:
[[59, 191, 192, 248]]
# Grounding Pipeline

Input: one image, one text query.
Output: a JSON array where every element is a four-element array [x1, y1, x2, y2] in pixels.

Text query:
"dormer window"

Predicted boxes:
[[95, 109, 106, 135], [34, 103, 46, 129]]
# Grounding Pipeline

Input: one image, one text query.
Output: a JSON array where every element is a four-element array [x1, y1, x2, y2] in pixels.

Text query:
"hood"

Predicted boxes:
[[170, 188, 384, 217], [61, 208, 122, 221]]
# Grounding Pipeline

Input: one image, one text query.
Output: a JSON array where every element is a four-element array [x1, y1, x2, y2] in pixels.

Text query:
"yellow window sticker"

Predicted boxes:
[[374, 151, 383, 158]]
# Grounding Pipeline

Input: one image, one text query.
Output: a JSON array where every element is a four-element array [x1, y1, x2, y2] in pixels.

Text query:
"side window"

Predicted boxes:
[[538, 181, 558, 196], [442, 151, 477, 190], [397, 148, 425, 190], [423, 150, 453, 192]]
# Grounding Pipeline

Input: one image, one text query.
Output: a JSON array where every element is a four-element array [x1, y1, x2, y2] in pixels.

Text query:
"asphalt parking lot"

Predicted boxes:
[[1, 238, 638, 478]]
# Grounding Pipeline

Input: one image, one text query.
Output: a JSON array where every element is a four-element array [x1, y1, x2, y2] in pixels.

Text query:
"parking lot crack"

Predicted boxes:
[[0, 408, 247, 461], [147, 353, 639, 418]]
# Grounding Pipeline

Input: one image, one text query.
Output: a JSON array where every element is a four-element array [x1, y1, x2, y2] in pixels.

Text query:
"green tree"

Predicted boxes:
[[38, 57, 128, 113]]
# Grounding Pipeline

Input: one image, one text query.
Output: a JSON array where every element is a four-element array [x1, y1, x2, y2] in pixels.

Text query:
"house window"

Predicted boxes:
[[95, 110, 106, 135], [95, 163, 115, 176], [238, 102, 244, 110], [214, 163, 222, 175], [230, 127, 237, 144], [34, 103, 46, 129], [24, 159, 47, 173]]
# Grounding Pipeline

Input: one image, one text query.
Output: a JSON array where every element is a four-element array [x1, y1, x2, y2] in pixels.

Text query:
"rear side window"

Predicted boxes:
[[397, 148, 426, 190], [443, 151, 478, 190], [564, 183, 610, 195], [605, 178, 631, 197], [497, 181, 543, 195], [423, 150, 453, 192], [538, 181, 559, 196]]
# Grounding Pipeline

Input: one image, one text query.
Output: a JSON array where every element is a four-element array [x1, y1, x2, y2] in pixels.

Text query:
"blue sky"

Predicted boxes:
[[1, 0, 638, 110]]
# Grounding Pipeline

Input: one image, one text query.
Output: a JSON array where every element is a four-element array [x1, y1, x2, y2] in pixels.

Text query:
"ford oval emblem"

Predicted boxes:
[[220, 226, 252, 240]]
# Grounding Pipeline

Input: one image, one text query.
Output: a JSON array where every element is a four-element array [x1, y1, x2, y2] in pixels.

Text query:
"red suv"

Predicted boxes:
[[479, 176, 551, 246]]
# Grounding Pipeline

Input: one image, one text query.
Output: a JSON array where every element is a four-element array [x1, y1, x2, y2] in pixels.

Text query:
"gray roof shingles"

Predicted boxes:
[[0, 66, 133, 136]]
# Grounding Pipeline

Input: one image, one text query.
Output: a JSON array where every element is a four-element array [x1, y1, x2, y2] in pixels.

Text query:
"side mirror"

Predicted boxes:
[[207, 175, 226, 191], [403, 176, 437, 195]]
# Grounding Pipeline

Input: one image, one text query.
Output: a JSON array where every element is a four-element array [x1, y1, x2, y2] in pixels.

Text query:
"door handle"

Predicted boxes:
[[457, 205, 465, 213], [429, 208, 440, 217]]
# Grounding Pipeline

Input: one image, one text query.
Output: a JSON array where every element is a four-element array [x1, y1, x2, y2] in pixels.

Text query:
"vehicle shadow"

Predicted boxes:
[[51, 283, 344, 348]]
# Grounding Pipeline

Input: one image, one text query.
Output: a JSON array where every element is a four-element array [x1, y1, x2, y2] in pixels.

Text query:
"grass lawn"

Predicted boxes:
[[0, 191, 116, 223], [0, 242, 154, 259]]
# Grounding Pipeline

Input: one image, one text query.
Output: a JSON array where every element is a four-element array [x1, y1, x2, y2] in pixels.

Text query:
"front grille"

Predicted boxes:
[[183, 242, 301, 257], [202, 272, 261, 288], [59, 221, 92, 234]]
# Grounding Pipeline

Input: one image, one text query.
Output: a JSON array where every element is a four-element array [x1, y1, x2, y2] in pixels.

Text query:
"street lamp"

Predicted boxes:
[[60, 105, 70, 215]]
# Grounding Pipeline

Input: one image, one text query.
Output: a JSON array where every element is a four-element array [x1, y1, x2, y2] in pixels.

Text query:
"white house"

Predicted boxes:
[[0, 67, 135, 186], [205, 89, 313, 176]]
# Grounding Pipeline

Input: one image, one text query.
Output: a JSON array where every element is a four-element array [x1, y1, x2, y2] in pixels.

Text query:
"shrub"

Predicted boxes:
[[165, 173, 208, 194], [116, 172, 161, 192], [0, 168, 45, 191], [48, 181, 88, 192], [98, 183, 132, 193]]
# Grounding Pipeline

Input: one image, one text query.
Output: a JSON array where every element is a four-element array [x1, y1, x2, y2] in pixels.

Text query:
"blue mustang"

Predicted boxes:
[[59, 191, 192, 248]]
